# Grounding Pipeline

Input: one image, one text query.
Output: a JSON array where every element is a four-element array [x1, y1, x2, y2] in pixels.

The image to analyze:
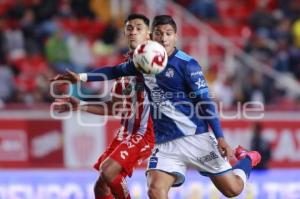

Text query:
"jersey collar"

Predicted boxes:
[[169, 48, 178, 60]]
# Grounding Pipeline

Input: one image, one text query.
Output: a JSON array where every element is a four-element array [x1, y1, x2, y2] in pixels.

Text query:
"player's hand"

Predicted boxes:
[[50, 69, 80, 84], [53, 97, 80, 113], [217, 137, 234, 159]]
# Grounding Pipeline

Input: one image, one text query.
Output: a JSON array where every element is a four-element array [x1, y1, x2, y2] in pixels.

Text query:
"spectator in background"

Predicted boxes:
[[0, 60, 15, 104], [0, 17, 6, 60], [30, 0, 60, 23], [292, 19, 300, 49], [20, 9, 41, 55], [4, 22, 26, 60], [92, 19, 119, 56], [187, 0, 219, 21], [280, 0, 300, 21], [212, 76, 235, 109], [45, 30, 71, 73], [67, 30, 94, 73], [250, 122, 272, 170], [71, 0, 95, 19], [249, 2, 276, 32]]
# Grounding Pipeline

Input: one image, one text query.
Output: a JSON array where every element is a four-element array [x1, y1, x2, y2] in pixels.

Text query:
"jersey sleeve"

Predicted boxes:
[[184, 59, 224, 138], [184, 59, 209, 95], [86, 60, 139, 81]]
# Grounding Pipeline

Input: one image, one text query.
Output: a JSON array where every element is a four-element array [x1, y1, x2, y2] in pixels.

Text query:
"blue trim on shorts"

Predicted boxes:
[[199, 168, 232, 177], [146, 169, 185, 187]]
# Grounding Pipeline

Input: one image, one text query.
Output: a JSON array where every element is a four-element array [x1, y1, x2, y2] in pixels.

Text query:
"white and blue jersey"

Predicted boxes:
[[142, 49, 211, 143], [86, 48, 224, 144]]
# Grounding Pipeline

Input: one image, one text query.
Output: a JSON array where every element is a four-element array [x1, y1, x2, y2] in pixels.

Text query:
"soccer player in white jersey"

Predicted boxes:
[[52, 15, 261, 199]]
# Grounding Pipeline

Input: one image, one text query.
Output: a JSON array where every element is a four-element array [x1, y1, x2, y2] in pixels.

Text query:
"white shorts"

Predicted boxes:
[[146, 132, 232, 187]]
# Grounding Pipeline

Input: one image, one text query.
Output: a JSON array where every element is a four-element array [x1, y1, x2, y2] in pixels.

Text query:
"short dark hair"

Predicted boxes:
[[151, 15, 177, 32], [124, 13, 150, 27]]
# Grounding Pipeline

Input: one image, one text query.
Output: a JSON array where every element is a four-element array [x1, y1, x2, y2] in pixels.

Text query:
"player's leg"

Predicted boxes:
[[177, 133, 260, 198], [100, 135, 153, 199], [147, 170, 176, 199], [210, 171, 245, 197], [100, 157, 131, 199], [210, 147, 261, 197], [94, 175, 113, 199], [93, 136, 123, 199], [146, 143, 187, 199]]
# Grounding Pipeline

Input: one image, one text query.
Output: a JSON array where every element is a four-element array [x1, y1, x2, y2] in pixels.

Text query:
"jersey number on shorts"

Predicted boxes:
[[120, 150, 129, 159]]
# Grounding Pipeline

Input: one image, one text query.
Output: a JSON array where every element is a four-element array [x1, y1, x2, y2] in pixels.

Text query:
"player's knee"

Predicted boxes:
[[147, 185, 167, 199], [100, 159, 123, 183], [222, 186, 243, 198], [94, 177, 110, 196]]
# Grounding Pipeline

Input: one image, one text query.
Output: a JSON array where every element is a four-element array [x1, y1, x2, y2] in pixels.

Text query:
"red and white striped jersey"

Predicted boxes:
[[112, 75, 154, 142]]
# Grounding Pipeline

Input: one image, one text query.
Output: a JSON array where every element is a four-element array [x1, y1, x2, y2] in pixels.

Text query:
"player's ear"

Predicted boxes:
[[147, 31, 151, 40]]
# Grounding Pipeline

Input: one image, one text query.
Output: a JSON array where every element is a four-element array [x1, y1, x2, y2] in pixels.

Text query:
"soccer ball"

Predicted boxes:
[[133, 40, 168, 75]]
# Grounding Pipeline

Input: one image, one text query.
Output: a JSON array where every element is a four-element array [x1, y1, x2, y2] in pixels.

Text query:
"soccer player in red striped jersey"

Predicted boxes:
[[53, 14, 154, 199]]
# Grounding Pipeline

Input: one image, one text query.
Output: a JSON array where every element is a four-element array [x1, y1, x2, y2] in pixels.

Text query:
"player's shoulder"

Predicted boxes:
[[172, 50, 200, 72], [174, 50, 193, 62], [173, 50, 198, 65]]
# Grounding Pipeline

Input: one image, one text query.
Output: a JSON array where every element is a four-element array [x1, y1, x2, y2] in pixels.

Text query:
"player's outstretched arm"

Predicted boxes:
[[84, 61, 138, 82], [50, 69, 80, 83], [50, 62, 138, 83]]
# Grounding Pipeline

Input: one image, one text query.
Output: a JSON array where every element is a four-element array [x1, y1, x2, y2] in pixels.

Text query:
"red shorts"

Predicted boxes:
[[93, 133, 154, 177]]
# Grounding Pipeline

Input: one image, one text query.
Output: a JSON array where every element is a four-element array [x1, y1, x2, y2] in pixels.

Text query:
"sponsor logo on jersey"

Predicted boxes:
[[195, 78, 207, 89], [190, 71, 203, 77], [197, 151, 219, 163], [148, 156, 158, 168]]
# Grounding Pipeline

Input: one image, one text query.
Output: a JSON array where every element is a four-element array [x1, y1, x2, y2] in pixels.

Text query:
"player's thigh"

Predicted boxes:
[[147, 143, 187, 187], [100, 157, 123, 181], [210, 172, 244, 196], [179, 133, 232, 175], [93, 136, 123, 171], [147, 170, 176, 192], [107, 138, 148, 177]]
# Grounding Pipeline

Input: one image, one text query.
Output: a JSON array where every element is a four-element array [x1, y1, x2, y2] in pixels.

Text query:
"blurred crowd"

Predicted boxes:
[[175, 0, 300, 109], [0, 0, 299, 110], [0, 0, 130, 106]]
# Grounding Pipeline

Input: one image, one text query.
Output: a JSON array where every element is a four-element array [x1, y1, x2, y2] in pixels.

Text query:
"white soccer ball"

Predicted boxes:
[[133, 40, 168, 74]]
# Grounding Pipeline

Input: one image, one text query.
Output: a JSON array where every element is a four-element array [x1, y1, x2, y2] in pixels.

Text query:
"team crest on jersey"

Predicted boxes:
[[165, 68, 174, 78]]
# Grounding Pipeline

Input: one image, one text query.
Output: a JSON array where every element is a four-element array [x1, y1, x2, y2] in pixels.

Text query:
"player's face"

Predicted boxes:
[[124, 19, 150, 50], [152, 24, 177, 56]]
